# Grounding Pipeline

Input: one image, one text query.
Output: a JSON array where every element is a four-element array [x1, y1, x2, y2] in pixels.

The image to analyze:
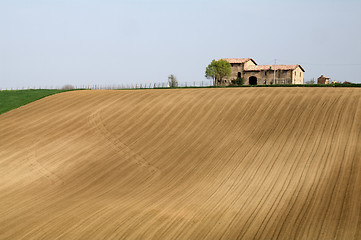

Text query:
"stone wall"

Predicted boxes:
[[222, 61, 257, 86], [243, 70, 294, 85]]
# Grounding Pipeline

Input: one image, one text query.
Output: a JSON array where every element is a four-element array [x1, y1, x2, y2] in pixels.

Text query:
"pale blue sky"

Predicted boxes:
[[1, 0, 360, 89]]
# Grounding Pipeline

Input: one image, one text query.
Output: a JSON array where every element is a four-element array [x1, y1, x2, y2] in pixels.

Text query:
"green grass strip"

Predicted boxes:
[[0, 89, 70, 115]]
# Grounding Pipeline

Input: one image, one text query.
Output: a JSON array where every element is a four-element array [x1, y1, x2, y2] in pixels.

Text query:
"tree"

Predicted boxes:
[[205, 59, 232, 85], [305, 78, 315, 84], [168, 74, 178, 88], [205, 60, 217, 85]]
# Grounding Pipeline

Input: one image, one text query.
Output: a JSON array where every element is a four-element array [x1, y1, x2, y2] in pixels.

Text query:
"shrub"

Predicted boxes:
[[61, 84, 74, 90], [231, 78, 244, 86]]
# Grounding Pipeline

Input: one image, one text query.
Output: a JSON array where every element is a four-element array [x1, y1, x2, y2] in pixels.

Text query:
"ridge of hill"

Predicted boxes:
[[0, 88, 360, 239]]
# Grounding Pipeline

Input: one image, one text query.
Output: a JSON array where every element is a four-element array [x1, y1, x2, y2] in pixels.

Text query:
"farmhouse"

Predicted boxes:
[[220, 58, 304, 86]]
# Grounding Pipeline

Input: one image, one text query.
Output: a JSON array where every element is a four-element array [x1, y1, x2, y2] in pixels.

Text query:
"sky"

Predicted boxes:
[[0, 0, 360, 89]]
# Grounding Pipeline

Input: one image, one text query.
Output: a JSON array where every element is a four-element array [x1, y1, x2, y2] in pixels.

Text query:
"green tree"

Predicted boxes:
[[205, 59, 232, 85], [205, 60, 217, 85]]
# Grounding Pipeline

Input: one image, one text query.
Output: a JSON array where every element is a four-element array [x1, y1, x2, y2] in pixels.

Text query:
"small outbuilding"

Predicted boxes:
[[317, 75, 330, 84]]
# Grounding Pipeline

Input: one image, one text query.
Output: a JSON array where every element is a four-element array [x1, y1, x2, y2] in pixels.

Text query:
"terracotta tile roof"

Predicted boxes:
[[219, 58, 305, 72], [319, 75, 330, 79], [221, 58, 255, 64], [244, 64, 304, 72]]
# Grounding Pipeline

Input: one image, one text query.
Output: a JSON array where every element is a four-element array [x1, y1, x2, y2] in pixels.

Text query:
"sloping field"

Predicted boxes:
[[0, 88, 360, 239]]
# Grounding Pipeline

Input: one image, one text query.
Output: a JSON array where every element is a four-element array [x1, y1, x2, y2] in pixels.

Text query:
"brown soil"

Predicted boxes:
[[0, 88, 360, 239]]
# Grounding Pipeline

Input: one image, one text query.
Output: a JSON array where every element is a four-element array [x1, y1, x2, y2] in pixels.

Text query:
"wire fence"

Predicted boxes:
[[4, 79, 346, 91], [0, 81, 215, 91]]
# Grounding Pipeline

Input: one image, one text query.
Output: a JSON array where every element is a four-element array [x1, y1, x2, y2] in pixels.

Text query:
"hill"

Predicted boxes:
[[0, 88, 360, 239]]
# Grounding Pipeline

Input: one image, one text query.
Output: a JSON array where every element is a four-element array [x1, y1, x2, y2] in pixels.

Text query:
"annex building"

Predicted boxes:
[[220, 58, 305, 86]]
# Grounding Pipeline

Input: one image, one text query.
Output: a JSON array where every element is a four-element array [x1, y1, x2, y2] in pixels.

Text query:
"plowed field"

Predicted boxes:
[[0, 88, 360, 239]]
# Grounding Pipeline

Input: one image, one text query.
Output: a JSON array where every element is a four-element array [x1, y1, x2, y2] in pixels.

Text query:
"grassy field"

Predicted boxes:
[[0, 88, 360, 239], [0, 89, 69, 115]]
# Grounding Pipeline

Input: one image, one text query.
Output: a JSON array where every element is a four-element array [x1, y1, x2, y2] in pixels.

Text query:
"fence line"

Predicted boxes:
[[0, 81, 214, 91]]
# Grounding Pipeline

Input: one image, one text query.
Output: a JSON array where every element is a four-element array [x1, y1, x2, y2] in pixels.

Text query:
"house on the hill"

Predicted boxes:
[[317, 75, 330, 84], [219, 58, 305, 86]]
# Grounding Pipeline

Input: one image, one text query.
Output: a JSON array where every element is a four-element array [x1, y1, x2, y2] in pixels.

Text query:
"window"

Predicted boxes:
[[264, 71, 267, 76], [238, 72, 241, 78]]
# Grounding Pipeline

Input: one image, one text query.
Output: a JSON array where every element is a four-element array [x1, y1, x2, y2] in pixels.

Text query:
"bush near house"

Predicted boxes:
[[231, 78, 244, 86]]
